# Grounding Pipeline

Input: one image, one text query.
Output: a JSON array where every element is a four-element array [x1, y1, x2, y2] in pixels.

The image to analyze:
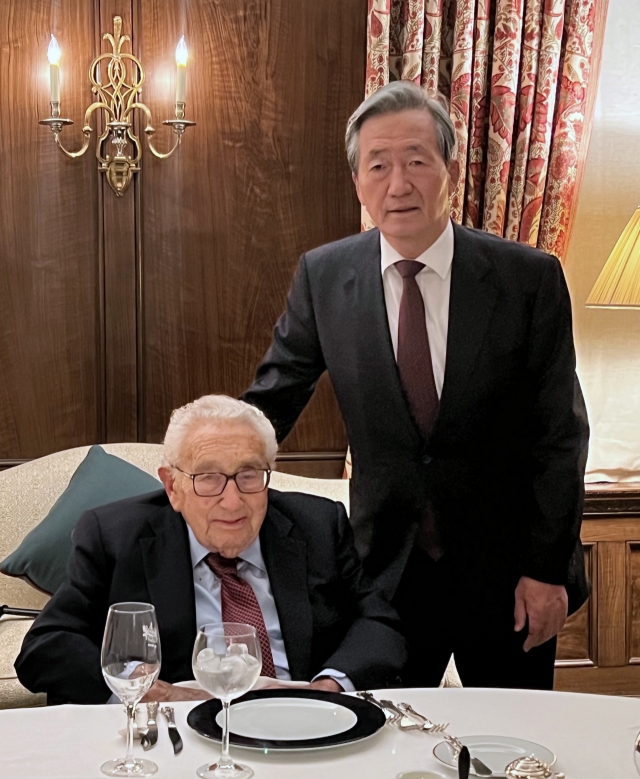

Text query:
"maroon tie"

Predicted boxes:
[[395, 260, 439, 435], [395, 259, 443, 560], [205, 553, 277, 678]]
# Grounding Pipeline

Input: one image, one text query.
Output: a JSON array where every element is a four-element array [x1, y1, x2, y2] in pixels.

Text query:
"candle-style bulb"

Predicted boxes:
[[175, 36, 188, 67], [175, 36, 188, 105], [48, 34, 61, 104], [47, 35, 61, 66]]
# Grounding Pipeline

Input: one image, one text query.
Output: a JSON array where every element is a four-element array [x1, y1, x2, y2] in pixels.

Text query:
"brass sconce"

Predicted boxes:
[[39, 16, 195, 196]]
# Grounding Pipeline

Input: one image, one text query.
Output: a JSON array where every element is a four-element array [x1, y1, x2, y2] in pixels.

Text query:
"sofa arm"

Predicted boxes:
[[0, 616, 46, 709]]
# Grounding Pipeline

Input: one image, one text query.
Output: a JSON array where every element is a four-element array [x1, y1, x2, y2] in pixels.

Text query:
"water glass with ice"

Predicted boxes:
[[192, 623, 262, 779], [101, 602, 161, 777]]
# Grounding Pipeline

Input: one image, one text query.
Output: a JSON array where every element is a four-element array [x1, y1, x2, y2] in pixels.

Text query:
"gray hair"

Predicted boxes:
[[345, 81, 456, 173], [163, 395, 278, 468]]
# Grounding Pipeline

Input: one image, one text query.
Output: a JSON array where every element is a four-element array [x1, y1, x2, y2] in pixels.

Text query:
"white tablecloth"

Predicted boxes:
[[1, 687, 639, 779]]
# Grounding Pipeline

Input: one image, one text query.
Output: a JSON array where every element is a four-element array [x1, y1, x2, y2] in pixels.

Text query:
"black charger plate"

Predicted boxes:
[[187, 689, 386, 751]]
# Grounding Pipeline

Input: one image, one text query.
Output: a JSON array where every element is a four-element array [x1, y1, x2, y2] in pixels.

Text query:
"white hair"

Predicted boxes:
[[163, 395, 278, 468]]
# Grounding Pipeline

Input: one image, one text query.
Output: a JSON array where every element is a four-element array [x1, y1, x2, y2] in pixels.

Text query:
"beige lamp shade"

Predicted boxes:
[[586, 206, 640, 308]]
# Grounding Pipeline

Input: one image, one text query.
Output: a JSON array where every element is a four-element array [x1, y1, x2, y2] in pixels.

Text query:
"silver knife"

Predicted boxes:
[[160, 705, 183, 754], [141, 702, 159, 750], [444, 734, 493, 777]]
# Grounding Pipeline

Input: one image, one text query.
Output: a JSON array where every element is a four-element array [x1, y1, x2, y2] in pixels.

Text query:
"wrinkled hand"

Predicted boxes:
[[141, 679, 212, 702], [514, 576, 568, 652], [259, 678, 343, 693], [305, 678, 343, 693]]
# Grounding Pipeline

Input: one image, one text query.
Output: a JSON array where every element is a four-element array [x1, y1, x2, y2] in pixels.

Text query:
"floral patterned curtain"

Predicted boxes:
[[364, 0, 602, 261]]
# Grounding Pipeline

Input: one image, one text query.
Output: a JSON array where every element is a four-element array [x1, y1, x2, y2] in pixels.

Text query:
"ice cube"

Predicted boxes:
[[219, 655, 251, 686], [197, 649, 221, 672], [228, 643, 248, 657]]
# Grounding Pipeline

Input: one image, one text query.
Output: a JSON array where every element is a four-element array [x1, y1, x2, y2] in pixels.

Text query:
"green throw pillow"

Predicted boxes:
[[0, 445, 161, 594]]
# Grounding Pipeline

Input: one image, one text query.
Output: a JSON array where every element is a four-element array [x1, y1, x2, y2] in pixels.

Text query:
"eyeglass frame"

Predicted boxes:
[[170, 464, 272, 497]]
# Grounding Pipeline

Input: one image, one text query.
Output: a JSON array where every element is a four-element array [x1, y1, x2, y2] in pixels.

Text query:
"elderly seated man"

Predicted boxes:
[[16, 395, 406, 704]]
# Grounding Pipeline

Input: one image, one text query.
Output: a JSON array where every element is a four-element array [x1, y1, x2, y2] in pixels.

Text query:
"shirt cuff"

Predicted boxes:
[[312, 668, 355, 692]]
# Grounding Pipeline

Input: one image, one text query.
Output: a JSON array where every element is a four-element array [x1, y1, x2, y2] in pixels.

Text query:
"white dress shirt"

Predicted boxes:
[[188, 526, 354, 690], [380, 219, 454, 397]]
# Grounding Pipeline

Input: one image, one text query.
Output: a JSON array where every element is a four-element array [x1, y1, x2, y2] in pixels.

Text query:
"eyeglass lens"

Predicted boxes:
[[192, 469, 268, 496]]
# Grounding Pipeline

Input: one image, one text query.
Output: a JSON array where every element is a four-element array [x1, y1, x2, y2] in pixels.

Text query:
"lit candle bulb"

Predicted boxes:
[[47, 34, 61, 103], [175, 35, 188, 103]]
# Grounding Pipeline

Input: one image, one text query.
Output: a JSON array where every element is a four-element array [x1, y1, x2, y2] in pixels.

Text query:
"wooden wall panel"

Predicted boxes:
[[556, 544, 596, 665], [135, 0, 362, 448], [597, 541, 628, 667], [0, 0, 102, 459], [99, 0, 139, 443], [627, 543, 640, 663]]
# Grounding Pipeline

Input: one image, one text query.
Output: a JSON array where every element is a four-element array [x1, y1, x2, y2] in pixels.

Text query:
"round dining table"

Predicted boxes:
[[1, 687, 639, 779]]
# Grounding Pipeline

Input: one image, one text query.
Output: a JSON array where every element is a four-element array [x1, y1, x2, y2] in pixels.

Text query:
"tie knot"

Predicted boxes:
[[394, 259, 425, 279], [205, 552, 239, 578]]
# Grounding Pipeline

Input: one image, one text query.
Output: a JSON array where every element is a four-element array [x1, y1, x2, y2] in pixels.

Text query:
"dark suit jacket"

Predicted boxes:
[[16, 489, 406, 704], [242, 224, 590, 613]]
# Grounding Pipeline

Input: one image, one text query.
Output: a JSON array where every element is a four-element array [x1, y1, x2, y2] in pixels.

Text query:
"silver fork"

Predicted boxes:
[[396, 701, 449, 733], [357, 692, 405, 726]]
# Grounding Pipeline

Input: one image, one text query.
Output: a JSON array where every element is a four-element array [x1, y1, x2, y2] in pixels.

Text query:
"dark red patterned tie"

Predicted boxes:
[[395, 259, 443, 560], [205, 553, 277, 678]]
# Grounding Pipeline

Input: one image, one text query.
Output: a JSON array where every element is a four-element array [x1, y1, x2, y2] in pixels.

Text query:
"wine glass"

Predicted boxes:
[[192, 623, 262, 779], [101, 602, 162, 777]]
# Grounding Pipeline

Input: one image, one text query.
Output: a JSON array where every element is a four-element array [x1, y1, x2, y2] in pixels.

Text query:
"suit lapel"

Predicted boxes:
[[139, 504, 197, 680], [434, 224, 498, 436], [260, 501, 313, 681]]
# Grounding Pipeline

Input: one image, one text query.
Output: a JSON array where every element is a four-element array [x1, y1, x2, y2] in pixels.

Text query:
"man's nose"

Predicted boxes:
[[387, 165, 412, 196], [218, 477, 245, 508]]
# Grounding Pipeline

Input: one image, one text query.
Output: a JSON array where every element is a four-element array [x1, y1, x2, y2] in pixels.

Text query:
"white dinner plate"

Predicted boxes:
[[215, 697, 358, 740], [433, 735, 555, 777], [187, 689, 386, 751]]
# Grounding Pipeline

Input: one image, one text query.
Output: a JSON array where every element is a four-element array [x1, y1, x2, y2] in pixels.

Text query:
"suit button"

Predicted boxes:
[[422, 455, 432, 465]]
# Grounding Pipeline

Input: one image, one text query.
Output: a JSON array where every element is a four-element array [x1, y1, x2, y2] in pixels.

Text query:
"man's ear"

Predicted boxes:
[[158, 466, 182, 512], [447, 158, 460, 195]]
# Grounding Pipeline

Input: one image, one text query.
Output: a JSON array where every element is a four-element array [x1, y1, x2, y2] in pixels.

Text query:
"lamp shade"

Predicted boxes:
[[586, 206, 640, 308]]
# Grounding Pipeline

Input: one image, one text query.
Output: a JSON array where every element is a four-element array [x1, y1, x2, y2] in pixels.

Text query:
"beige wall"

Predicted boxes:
[[564, 0, 640, 481]]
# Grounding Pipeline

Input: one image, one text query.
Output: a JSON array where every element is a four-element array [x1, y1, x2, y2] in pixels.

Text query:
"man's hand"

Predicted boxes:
[[259, 678, 343, 693], [141, 680, 212, 703], [514, 576, 568, 652], [306, 678, 343, 693]]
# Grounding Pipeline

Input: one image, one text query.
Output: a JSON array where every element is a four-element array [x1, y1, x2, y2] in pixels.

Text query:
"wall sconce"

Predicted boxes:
[[39, 16, 195, 197]]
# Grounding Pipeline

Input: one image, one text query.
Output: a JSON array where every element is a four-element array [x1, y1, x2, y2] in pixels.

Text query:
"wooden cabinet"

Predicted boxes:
[[555, 484, 640, 694]]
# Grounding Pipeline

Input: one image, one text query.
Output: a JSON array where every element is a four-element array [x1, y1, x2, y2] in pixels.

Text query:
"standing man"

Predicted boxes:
[[242, 81, 589, 689]]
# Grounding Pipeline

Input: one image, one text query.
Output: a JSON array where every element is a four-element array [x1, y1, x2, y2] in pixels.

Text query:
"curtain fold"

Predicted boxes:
[[364, 0, 604, 261]]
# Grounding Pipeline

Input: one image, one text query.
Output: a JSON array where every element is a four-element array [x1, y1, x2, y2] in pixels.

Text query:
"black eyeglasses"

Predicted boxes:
[[172, 465, 271, 497]]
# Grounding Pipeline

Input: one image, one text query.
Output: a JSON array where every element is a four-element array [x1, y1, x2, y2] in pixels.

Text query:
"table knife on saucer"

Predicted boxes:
[[160, 705, 183, 754], [141, 702, 158, 750]]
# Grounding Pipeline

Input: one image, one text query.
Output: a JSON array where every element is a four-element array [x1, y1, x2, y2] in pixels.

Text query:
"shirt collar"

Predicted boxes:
[[380, 219, 454, 280], [186, 522, 267, 574]]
